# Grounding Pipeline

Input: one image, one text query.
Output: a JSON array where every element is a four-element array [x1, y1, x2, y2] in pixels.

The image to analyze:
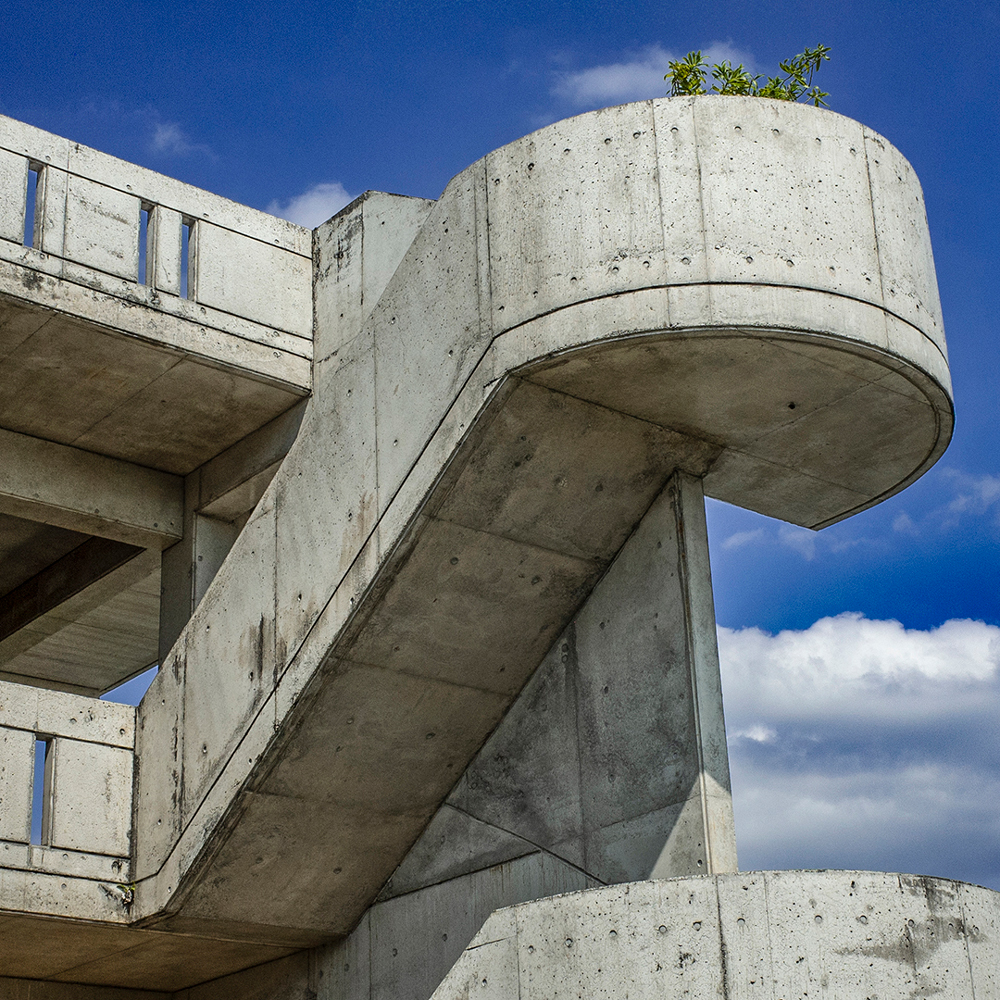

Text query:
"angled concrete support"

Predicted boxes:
[[322, 469, 736, 999]]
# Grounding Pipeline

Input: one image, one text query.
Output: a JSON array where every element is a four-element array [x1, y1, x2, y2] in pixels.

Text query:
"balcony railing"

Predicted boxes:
[[0, 115, 313, 380], [0, 680, 133, 889]]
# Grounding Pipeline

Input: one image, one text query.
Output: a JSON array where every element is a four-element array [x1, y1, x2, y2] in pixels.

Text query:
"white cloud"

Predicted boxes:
[[944, 471, 1000, 520], [551, 41, 756, 110], [267, 182, 355, 229], [720, 613, 1000, 720], [730, 723, 777, 743], [721, 528, 765, 551], [718, 614, 1000, 887], [149, 122, 213, 158], [778, 524, 816, 560]]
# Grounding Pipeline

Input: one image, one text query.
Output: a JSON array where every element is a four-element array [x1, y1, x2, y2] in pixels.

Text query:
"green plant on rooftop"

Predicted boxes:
[[665, 45, 831, 106]]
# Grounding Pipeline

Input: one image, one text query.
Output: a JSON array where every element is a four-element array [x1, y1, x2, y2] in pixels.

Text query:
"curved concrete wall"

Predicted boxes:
[[130, 98, 953, 945], [481, 95, 951, 527], [434, 871, 999, 999]]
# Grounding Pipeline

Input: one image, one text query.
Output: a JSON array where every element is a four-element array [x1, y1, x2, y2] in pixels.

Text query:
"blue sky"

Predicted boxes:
[[4, 1, 998, 887]]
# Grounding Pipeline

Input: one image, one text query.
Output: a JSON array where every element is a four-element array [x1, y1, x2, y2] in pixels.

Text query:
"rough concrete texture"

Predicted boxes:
[[0, 681, 134, 895], [384, 470, 735, 902], [131, 96, 949, 951], [297, 470, 735, 1000], [0, 95, 956, 993], [433, 871, 1000, 1000]]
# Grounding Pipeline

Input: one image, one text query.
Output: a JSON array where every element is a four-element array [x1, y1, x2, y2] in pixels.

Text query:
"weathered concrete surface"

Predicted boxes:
[[0, 911, 295, 992], [433, 871, 1000, 1000], [0, 113, 312, 692], [383, 471, 735, 902], [0, 112, 312, 373], [0, 96, 954, 992], [125, 96, 950, 961], [0, 547, 160, 695], [304, 470, 735, 1000]]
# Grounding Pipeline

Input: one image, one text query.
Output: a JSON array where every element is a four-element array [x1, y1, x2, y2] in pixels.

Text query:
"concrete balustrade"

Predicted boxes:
[[434, 871, 1000, 1000], [0, 680, 133, 914], [0, 114, 313, 391]]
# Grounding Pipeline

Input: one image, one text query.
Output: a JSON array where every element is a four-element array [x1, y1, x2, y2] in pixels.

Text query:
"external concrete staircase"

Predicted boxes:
[[0, 97, 976, 998]]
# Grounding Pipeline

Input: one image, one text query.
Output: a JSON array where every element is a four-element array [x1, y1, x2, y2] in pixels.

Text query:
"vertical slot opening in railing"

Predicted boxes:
[[181, 217, 195, 299], [30, 736, 53, 846], [23, 165, 41, 248], [139, 204, 151, 285]]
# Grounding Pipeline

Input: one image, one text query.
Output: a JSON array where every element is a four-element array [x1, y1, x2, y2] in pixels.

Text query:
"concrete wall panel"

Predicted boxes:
[[316, 853, 590, 1000], [273, 337, 378, 667], [180, 497, 276, 820], [371, 167, 487, 515], [486, 101, 664, 332], [864, 126, 945, 353], [960, 881, 1000, 999], [64, 176, 140, 281], [133, 646, 185, 881], [693, 97, 880, 301], [195, 223, 312, 338], [49, 739, 132, 856], [435, 872, 1000, 1000], [0, 148, 28, 245], [0, 681, 135, 748], [0, 725, 33, 843]]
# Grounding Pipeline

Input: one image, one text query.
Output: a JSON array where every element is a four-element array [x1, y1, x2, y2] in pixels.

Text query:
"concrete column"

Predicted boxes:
[[647, 470, 738, 877], [158, 472, 240, 661]]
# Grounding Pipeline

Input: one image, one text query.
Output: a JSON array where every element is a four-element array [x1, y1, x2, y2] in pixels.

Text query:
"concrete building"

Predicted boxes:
[[0, 95, 991, 998]]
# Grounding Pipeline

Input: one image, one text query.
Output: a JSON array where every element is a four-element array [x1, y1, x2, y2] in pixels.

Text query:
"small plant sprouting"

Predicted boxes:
[[665, 45, 831, 107]]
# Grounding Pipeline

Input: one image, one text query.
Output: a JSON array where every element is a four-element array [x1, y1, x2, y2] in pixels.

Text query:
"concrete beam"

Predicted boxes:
[[0, 546, 160, 674], [0, 537, 143, 642], [196, 400, 306, 520], [0, 427, 183, 548]]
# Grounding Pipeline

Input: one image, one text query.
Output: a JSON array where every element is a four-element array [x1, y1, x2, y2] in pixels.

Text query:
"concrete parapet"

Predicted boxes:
[[0, 681, 133, 907], [0, 113, 312, 386], [434, 871, 1000, 1000]]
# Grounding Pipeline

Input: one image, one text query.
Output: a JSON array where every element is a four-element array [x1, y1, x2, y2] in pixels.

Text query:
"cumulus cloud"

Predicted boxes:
[[719, 614, 1000, 888], [267, 182, 355, 229], [551, 41, 756, 110], [721, 613, 1000, 720], [149, 121, 213, 159]]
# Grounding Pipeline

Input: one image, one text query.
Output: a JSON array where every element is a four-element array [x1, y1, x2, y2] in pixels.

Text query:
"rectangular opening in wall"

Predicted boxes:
[[30, 737, 52, 846], [23, 166, 40, 248], [181, 218, 194, 299], [139, 204, 151, 285]]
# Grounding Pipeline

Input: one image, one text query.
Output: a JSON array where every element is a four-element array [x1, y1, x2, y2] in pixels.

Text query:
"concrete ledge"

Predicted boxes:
[[434, 871, 1000, 999]]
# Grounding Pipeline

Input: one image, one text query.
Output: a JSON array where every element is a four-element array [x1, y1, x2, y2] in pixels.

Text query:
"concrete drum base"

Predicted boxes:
[[434, 871, 1000, 999]]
